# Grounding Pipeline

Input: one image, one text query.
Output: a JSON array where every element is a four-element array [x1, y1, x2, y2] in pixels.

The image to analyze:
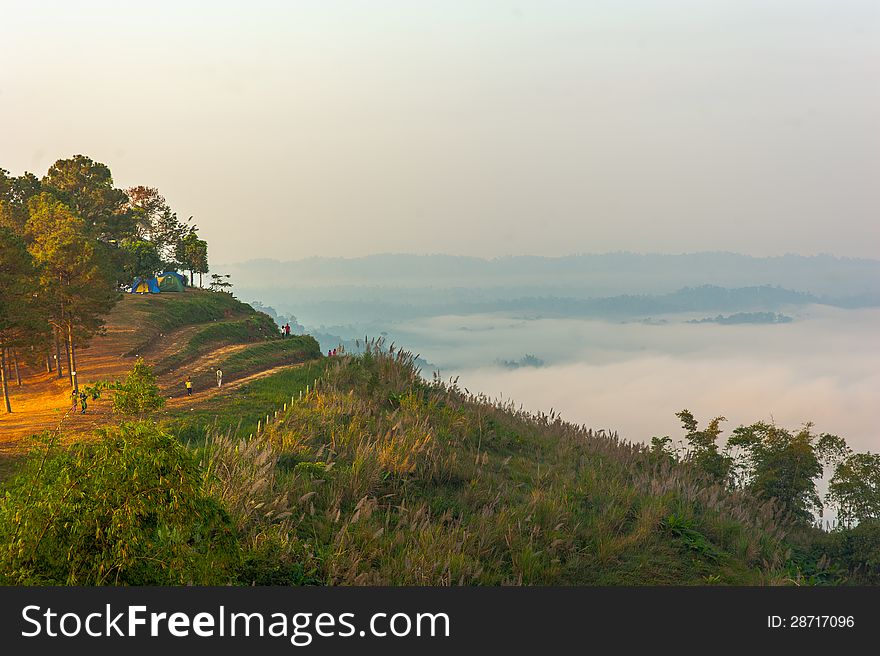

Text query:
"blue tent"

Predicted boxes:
[[131, 277, 161, 294]]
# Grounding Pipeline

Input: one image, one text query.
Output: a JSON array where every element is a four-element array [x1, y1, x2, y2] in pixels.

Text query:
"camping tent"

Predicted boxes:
[[131, 277, 161, 294], [157, 271, 186, 292]]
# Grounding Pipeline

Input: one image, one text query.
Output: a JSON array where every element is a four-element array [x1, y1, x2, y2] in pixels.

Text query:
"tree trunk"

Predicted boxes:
[[46, 350, 53, 373], [64, 333, 73, 388], [67, 323, 78, 395], [54, 329, 63, 378], [199, 272, 203, 287], [0, 348, 11, 413], [12, 349, 21, 386]]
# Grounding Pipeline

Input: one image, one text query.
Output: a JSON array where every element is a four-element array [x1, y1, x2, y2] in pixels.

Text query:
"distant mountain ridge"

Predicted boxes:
[[220, 252, 880, 298]]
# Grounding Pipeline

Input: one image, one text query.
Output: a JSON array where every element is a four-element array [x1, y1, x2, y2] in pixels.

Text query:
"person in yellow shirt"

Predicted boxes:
[[185, 376, 193, 396]]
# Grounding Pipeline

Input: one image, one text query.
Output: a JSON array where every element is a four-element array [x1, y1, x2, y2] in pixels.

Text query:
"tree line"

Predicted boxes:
[[653, 411, 880, 529], [0, 154, 210, 412]]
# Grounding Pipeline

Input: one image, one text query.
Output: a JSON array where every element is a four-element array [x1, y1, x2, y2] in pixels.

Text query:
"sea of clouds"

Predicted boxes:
[[389, 306, 879, 454]]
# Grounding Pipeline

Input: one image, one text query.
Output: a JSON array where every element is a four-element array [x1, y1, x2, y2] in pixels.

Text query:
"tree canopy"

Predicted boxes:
[[0, 154, 211, 411]]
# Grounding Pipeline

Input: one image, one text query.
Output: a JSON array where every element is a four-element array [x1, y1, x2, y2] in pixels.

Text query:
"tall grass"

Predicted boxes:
[[198, 339, 794, 585]]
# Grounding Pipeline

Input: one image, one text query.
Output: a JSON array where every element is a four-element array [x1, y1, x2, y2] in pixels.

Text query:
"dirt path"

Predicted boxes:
[[0, 296, 308, 453], [164, 363, 304, 410]]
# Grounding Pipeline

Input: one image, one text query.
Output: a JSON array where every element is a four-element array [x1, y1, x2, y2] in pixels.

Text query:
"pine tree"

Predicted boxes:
[[26, 194, 118, 395], [0, 228, 40, 412]]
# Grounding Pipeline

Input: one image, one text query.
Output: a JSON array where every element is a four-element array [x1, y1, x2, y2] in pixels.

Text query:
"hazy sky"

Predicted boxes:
[[2, 1, 878, 262]]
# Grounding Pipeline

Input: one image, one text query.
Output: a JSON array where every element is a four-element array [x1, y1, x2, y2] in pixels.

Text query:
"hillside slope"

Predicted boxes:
[[0, 289, 320, 453], [0, 295, 848, 586], [191, 343, 798, 585]]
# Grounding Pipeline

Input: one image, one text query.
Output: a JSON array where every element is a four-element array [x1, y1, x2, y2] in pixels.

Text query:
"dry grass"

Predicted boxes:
[[199, 339, 794, 585]]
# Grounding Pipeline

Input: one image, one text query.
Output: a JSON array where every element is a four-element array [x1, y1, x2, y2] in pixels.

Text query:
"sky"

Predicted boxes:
[[1, 0, 878, 263]]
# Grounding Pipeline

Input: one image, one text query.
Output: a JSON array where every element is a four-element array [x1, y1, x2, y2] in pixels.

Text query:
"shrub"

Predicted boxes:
[[0, 422, 237, 585], [111, 357, 166, 415]]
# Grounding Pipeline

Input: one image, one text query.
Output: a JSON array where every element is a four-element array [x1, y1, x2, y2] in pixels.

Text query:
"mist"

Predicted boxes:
[[385, 307, 880, 452]]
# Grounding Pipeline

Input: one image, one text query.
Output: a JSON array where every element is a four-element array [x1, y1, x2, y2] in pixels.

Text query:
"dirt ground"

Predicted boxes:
[[0, 295, 299, 456]]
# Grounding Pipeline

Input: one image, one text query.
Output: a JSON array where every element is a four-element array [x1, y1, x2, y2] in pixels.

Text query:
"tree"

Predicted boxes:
[[125, 185, 168, 238], [209, 273, 232, 292], [121, 238, 162, 279], [0, 228, 40, 412], [727, 421, 849, 523], [192, 238, 209, 287], [43, 155, 133, 243], [674, 410, 734, 486], [26, 193, 118, 394], [176, 231, 208, 287], [0, 171, 41, 234], [124, 186, 194, 267], [827, 452, 880, 527]]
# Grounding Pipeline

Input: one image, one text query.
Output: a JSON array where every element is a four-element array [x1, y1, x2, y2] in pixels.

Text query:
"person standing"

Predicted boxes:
[[284, 322, 291, 337], [185, 376, 193, 396], [216, 369, 223, 388]]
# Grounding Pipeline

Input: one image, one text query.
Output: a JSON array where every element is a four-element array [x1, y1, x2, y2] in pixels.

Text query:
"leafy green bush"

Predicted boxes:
[[826, 520, 880, 583], [111, 357, 166, 415], [0, 422, 237, 585]]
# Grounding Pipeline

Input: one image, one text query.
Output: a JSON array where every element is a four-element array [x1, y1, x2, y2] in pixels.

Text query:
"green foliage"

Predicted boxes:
[[26, 193, 118, 346], [155, 313, 280, 374], [186, 345, 792, 585], [167, 361, 329, 440], [176, 232, 208, 285], [209, 273, 232, 291], [0, 170, 41, 233], [0, 423, 237, 585], [662, 514, 722, 562], [675, 410, 734, 486], [124, 289, 257, 355], [42, 155, 133, 243], [649, 436, 676, 463], [110, 358, 166, 415], [824, 520, 880, 584], [827, 453, 880, 527], [0, 227, 45, 411], [728, 422, 848, 523], [121, 238, 162, 279]]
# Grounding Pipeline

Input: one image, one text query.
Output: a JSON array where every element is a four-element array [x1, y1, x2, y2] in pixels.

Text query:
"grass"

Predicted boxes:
[[197, 342, 794, 585], [122, 289, 255, 355], [155, 314, 280, 374], [2, 339, 857, 585], [0, 282, 828, 585], [167, 360, 329, 441]]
